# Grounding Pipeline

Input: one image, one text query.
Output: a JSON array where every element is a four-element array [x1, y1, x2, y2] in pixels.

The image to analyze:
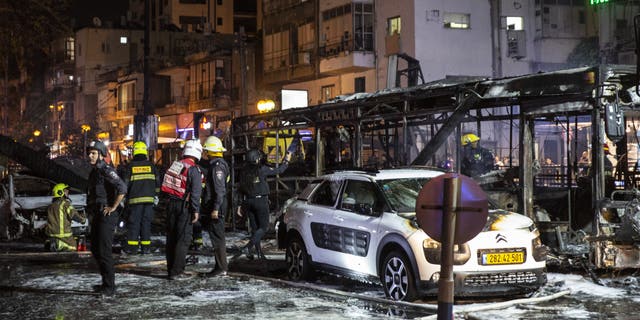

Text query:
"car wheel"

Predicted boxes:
[[381, 251, 418, 301], [286, 236, 314, 281]]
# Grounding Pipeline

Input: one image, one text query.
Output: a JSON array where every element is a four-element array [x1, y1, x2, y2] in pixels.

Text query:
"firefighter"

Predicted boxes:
[[201, 136, 230, 277], [161, 139, 203, 280], [122, 141, 159, 255], [235, 141, 296, 260], [44, 183, 86, 252], [460, 133, 495, 177], [86, 140, 127, 296]]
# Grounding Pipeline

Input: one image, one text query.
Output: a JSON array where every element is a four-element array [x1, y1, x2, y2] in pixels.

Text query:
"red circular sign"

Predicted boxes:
[[415, 173, 488, 244]]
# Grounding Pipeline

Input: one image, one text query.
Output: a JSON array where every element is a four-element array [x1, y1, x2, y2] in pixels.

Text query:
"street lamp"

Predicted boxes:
[[81, 124, 91, 158], [257, 99, 275, 113], [33, 130, 41, 137]]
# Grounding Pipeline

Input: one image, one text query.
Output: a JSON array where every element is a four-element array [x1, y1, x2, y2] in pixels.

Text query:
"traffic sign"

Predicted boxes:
[[415, 173, 488, 244]]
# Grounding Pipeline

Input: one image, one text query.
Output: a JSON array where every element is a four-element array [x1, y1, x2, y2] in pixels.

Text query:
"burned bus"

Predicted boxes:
[[230, 64, 640, 269]]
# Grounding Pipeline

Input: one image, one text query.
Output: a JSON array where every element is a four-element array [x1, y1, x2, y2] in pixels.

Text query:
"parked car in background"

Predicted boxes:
[[278, 168, 547, 301], [0, 173, 87, 240]]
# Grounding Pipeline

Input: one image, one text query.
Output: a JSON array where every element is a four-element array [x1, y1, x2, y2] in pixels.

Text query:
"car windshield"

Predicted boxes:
[[377, 177, 431, 213]]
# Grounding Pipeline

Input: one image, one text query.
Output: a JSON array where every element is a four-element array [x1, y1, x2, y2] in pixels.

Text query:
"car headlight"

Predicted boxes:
[[531, 235, 548, 262], [423, 238, 471, 265]]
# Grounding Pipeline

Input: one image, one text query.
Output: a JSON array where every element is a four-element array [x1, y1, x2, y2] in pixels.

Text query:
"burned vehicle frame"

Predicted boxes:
[[230, 64, 640, 270]]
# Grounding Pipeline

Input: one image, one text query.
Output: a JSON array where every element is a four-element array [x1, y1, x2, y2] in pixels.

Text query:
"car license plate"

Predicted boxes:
[[482, 251, 524, 265]]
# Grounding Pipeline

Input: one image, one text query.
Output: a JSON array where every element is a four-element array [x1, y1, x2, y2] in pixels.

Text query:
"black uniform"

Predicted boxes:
[[87, 161, 127, 294], [122, 154, 159, 254], [201, 157, 230, 272], [239, 160, 288, 257], [165, 158, 202, 278], [461, 145, 494, 177]]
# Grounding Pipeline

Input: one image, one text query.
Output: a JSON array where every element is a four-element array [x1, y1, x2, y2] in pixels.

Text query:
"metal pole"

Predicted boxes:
[[83, 130, 87, 159], [438, 176, 459, 320]]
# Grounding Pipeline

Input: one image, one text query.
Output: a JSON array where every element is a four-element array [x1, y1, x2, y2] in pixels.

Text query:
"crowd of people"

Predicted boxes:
[[44, 135, 296, 296]]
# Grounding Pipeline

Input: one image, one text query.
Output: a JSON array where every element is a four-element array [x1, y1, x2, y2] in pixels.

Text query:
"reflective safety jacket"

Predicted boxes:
[[123, 155, 159, 205], [45, 197, 86, 239], [162, 157, 203, 203]]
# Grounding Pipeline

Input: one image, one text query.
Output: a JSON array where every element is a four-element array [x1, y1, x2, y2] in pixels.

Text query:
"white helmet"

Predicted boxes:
[[183, 139, 203, 160], [203, 136, 226, 152]]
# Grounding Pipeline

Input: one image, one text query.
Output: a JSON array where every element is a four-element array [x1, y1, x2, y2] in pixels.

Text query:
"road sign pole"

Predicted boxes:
[[437, 177, 459, 320]]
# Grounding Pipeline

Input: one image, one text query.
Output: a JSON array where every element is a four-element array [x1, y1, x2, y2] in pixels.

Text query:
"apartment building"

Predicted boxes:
[[260, 0, 594, 106]]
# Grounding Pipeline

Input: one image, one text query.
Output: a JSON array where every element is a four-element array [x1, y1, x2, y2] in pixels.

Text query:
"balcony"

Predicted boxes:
[[319, 38, 374, 76]]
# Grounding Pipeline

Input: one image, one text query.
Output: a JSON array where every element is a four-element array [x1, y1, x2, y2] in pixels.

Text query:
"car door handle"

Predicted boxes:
[[304, 211, 312, 216], [334, 215, 344, 222]]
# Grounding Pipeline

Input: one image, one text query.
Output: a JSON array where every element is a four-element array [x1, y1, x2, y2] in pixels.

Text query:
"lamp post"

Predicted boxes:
[[49, 104, 65, 156], [81, 124, 91, 159], [257, 99, 275, 113]]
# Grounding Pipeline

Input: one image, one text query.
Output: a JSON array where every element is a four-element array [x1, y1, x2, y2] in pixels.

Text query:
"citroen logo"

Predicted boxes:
[[496, 233, 507, 243]]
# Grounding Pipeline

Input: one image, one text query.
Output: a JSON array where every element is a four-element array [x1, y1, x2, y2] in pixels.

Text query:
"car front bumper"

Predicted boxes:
[[418, 267, 547, 297]]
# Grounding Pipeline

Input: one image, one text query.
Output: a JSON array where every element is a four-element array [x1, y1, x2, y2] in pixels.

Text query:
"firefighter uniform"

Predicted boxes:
[[162, 139, 203, 279], [122, 141, 159, 254], [460, 133, 495, 177], [87, 140, 127, 295], [45, 184, 86, 251]]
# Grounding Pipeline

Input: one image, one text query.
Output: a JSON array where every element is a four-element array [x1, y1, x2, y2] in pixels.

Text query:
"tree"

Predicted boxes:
[[0, 0, 72, 139], [566, 37, 600, 68]]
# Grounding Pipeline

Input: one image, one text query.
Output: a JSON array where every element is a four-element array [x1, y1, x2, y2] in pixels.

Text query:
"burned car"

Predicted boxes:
[[0, 173, 87, 240], [278, 168, 547, 301]]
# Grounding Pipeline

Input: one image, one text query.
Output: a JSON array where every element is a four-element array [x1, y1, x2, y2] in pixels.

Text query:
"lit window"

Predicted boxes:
[[506, 16, 523, 30], [120, 36, 128, 44], [443, 12, 470, 29], [388, 16, 401, 35]]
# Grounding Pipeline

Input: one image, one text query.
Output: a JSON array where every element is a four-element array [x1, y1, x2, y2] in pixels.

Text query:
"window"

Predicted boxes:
[[322, 85, 334, 102], [120, 36, 128, 44], [353, 3, 373, 50], [217, 0, 222, 4], [506, 17, 523, 30], [217, 17, 223, 26], [355, 77, 365, 93], [64, 37, 75, 62], [309, 180, 341, 207], [118, 82, 135, 112], [101, 41, 111, 54], [443, 12, 470, 29], [340, 180, 383, 214], [388, 16, 401, 35]]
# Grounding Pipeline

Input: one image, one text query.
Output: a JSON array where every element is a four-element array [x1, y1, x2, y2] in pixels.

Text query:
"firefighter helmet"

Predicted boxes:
[[183, 139, 203, 160], [461, 133, 480, 146], [245, 149, 263, 165], [203, 136, 226, 152], [52, 183, 69, 198], [133, 141, 148, 156], [87, 140, 108, 157]]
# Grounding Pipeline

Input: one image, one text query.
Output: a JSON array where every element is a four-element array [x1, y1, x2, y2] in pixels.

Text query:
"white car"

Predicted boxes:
[[279, 168, 547, 301]]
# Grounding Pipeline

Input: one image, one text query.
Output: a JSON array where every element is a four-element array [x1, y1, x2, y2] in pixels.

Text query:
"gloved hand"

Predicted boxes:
[[286, 138, 299, 154], [153, 196, 159, 206]]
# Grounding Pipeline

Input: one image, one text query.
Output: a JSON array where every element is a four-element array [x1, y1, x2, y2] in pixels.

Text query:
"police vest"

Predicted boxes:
[[127, 160, 157, 205], [161, 158, 198, 199]]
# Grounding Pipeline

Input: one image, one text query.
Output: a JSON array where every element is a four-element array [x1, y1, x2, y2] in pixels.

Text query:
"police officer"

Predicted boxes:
[[86, 140, 127, 296], [460, 133, 495, 178], [122, 141, 159, 255], [161, 139, 203, 280], [236, 142, 296, 260], [201, 136, 230, 277], [45, 183, 86, 251]]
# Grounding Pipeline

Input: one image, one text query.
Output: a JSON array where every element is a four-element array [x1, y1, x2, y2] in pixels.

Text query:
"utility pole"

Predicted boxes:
[[135, 0, 157, 151], [238, 26, 247, 116], [490, 0, 502, 78]]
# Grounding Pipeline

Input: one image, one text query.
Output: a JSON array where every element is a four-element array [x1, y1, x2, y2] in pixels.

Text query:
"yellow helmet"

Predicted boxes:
[[52, 183, 69, 198], [461, 133, 480, 146], [203, 136, 227, 152], [133, 141, 148, 156]]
